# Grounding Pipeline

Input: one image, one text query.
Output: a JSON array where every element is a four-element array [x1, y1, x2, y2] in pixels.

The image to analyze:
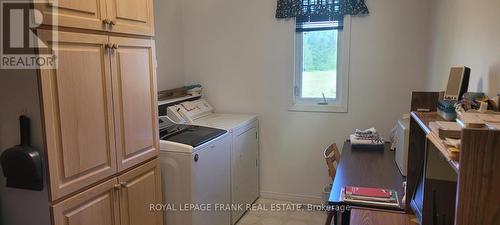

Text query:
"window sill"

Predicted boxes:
[[289, 103, 348, 113]]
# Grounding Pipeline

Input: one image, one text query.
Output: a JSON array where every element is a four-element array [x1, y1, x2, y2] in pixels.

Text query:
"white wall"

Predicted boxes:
[[0, 70, 51, 225], [428, 0, 500, 96], [180, 0, 433, 201], [154, 0, 186, 91]]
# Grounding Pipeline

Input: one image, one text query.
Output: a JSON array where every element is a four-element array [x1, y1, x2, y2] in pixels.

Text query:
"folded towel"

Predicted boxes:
[[350, 134, 384, 145], [350, 128, 384, 149], [354, 128, 383, 141], [355, 128, 378, 136]]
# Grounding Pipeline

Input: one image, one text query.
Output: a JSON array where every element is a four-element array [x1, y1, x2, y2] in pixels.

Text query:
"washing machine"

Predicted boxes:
[[159, 117, 231, 225], [166, 99, 260, 224]]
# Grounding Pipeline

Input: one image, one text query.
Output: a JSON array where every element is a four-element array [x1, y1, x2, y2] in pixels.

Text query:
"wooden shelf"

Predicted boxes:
[[411, 112, 460, 173], [408, 92, 500, 225], [426, 132, 460, 173], [157, 93, 201, 106]]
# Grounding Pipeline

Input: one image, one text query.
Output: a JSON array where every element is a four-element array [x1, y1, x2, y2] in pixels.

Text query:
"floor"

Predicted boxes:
[[350, 209, 420, 225], [236, 199, 327, 225], [236, 198, 420, 225]]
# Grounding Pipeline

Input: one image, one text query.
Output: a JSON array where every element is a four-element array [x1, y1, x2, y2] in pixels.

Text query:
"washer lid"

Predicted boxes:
[[160, 125, 227, 148], [193, 114, 257, 131]]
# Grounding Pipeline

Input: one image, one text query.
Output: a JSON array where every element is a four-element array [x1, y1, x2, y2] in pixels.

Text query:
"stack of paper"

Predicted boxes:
[[428, 122, 461, 160], [341, 186, 399, 208], [429, 121, 462, 139], [457, 113, 487, 128]]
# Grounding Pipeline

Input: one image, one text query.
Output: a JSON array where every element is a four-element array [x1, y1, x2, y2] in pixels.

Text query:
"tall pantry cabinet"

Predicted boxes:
[[34, 0, 162, 225]]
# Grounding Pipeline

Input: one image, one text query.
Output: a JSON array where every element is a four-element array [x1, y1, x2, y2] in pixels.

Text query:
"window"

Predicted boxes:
[[291, 17, 350, 113]]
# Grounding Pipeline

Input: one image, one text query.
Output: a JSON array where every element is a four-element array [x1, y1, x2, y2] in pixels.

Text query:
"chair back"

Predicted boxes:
[[324, 143, 341, 181]]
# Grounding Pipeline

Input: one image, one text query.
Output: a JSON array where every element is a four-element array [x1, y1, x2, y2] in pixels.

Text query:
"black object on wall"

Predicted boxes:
[[0, 115, 43, 191]]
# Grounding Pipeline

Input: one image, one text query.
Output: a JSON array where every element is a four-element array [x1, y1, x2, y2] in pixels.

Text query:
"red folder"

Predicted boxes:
[[345, 186, 392, 198]]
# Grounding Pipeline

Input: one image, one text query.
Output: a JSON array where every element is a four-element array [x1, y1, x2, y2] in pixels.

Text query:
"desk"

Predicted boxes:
[[328, 141, 405, 225]]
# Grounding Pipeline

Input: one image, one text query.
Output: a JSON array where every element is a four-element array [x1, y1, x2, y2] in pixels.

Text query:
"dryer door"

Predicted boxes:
[[232, 122, 259, 223]]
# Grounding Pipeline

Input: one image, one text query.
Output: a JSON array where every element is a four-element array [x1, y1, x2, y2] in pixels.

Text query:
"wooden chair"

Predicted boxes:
[[324, 143, 341, 225], [324, 143, 341, 181]]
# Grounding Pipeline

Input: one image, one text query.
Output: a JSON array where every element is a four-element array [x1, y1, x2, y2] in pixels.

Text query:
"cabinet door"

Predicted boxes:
[[118, 159, 163, 225], [110, 37, 159, 172], [38, 30, 118, 200], [37, 0, 107, 31], [52, 178, 120, 225], [106, 0, 155, 36]]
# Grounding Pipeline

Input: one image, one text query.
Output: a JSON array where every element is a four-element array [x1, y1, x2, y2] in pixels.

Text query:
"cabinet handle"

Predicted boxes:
[[113, 183, 121, 191], [105, 43, 113, 49], [112, 44, 119, 49], [120, 182, 127, 188], [110, 20, 117, 26], [103, 19, 111, 25]]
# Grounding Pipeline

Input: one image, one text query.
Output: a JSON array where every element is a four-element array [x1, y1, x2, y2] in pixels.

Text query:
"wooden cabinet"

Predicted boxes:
[[106, 0, 155, 35], [38, 0, 108, 32], [455, 129, 500, 225], [39, 31, 158, 200], [118, 159, 163, 225], [35, 0, 159, 223], [408, 105, 500, 225], [110, 37, 158, 172], [39, 0, 154, 36], [38, 30, 118, 200], [52, 178, 120, 225], [52, 160, 163, 225]]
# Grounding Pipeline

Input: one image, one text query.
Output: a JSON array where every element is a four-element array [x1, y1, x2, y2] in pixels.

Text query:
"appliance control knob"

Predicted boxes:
[[194, 154, 199, 162]]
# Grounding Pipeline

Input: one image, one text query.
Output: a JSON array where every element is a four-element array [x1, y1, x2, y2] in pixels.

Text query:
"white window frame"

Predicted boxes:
[[290, 16, 351, 113]]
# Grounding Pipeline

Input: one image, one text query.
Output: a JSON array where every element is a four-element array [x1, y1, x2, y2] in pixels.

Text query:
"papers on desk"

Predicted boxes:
[[340, 186, 399, 208], [444, 138, 461, 149], [428, 121, 461, 160], [429, 121, 462, 139], [341, 186, 400, 209], [456, 112, 500, 130]]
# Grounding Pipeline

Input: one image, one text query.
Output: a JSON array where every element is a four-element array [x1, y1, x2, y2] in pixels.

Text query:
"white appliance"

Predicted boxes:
[[159, 117, 231, 225], [167, 99, 259, 224], [395, 117, 410, 176]]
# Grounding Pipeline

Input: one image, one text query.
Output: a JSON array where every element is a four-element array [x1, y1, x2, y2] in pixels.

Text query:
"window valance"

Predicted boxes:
[[276, 0, 369, 31]]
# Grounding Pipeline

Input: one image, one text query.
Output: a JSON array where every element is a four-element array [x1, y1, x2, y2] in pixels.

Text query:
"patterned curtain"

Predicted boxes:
[[276, 0, 369, 31]]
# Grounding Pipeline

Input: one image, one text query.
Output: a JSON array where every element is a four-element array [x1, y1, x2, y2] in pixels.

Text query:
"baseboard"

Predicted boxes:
[[260, 191, 324, 205]]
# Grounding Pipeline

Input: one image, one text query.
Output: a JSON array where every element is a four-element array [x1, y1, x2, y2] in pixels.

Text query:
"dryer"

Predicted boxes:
[[166, 99, 260, 224]]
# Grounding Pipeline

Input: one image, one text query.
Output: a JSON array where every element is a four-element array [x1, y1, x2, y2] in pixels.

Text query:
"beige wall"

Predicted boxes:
[[180, 0, 432, 201], [154, 0, 185, 91], [428, 0, 500, 96], [0, 70, 51, 225]]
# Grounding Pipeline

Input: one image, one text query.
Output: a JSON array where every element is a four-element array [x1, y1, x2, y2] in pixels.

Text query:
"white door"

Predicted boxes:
[[232, 125, 259, 223], [192, 136, 231, 225]]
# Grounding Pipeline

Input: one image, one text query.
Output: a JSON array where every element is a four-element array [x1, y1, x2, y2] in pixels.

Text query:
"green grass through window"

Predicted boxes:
[[301, 30, 338, 99]]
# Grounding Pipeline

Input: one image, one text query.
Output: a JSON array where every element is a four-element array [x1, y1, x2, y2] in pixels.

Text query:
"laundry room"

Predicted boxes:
[[1, 0, 500, 225]]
